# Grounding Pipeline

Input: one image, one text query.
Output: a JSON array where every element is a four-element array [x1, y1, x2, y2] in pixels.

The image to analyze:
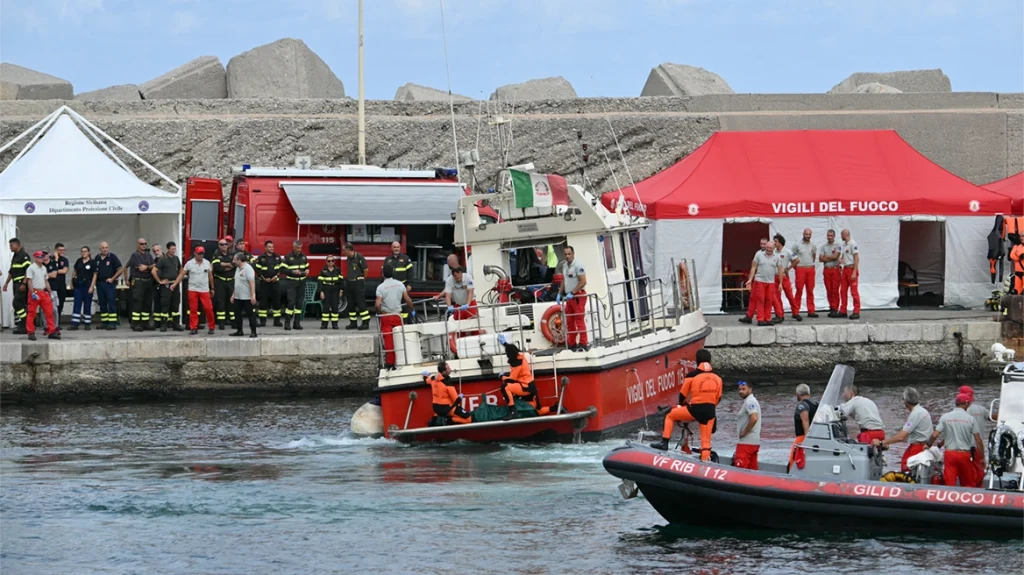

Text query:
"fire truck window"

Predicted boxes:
[[349, 225, 399, 244], [190, 201, 220, 241], [234, 205, 246, 241]]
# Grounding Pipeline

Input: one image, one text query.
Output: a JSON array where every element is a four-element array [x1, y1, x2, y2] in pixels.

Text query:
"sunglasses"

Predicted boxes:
[[138, 242, 148, 246], [218, 242, 228, 246]]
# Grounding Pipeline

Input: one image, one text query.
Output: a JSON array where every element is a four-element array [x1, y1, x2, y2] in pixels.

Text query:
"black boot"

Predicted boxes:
[[346, 321, 358, 330], [332, 321, 339, 330], [502, 406, 517, 421], [13, 322, 26, 335], [229, 329, 244, 336], [649, 438, 670, 451], [160, 321, 167, 333], [259, 318, 267, 327], [273, 317, 283, 327], [84, 324, 91, 331], [293, 318, 303, 330], [173, 323, 184, 332], [250, 328, 258, 338], [284, 320, 292, 331], [358, 323, 369, 331], [321, 321, 328, 330]]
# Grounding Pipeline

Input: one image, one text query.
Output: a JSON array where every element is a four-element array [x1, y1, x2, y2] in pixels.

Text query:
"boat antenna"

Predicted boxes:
[[357, 0, 366, 165], [438, 0, 461, 183], [592, 78, 644, 221]]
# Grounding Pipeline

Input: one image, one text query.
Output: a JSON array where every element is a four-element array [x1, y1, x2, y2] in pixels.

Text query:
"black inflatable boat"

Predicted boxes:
[[603, 442, 1024, 537]]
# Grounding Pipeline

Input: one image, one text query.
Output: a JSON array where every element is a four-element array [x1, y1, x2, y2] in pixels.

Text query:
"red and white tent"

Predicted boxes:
[[602, 130, 1014, 312], [983, 172, 1023, 214]]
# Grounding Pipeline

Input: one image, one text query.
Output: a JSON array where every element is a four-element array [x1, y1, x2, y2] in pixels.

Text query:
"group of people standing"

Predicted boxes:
[[650, 353, 989, 488], [740, 228, 860, 326]]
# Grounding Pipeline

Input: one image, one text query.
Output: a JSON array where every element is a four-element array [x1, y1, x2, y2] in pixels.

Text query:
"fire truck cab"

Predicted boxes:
[[184, 165, 497, 308]]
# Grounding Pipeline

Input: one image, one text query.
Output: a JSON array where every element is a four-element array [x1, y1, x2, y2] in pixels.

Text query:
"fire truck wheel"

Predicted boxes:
[[540, 305, 567, 345], [338, 294, 348, 314]]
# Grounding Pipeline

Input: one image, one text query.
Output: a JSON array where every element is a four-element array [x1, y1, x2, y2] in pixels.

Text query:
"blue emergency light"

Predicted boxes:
[[242, 164, 251, 171]]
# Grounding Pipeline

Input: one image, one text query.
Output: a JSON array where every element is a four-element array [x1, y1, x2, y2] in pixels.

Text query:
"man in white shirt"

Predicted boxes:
[[739, 240, 783, 327], [791, 228, 818, 319], [443, 267, 477, 320], [926, 392, 985, 487], [771, 234, 798, 323], [818, 229, 842, 315], [733, 381, 761, 470], [171, 246, 216, 335], [558, 246, 589, 351], [230, 252, 259, 338], [840, 385, 885, 444], [839, 228, 860, 320], [24, 250, 60, 340], [377, 265, 416, 369]]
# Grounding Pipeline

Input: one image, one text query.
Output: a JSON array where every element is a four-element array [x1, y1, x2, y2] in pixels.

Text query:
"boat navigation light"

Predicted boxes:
[[242, 164, 251, 171]]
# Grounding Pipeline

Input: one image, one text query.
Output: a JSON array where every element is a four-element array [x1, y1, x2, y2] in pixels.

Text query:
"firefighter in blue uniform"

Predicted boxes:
[[344, 243, 371, 330], [4, 238, 31, 333], [383, 241, 414, 321], [254, 240, 285, 327], [211, 237, 236, 330]]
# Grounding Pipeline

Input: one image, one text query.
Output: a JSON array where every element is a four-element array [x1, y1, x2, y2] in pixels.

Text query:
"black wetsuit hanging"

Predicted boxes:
[[988, 215, 1005, 284]]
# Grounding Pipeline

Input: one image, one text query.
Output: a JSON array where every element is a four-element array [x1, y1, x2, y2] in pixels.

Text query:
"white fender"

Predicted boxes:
[[350, 402, 384, 437]]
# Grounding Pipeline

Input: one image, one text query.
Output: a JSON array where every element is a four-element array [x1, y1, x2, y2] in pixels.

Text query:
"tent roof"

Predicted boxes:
[[983, 172, 1023, 214], [603, 130, 1013, 219], [0, 111, 180, 215]]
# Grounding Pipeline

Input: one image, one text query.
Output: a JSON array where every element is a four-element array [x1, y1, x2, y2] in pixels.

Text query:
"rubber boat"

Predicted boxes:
[[603, 364, 1024, 537], [351, 164, 709, 443]]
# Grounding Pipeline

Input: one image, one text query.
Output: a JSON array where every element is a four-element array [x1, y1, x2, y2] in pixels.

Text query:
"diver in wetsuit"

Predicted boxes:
[[650, 349, 723, 462], [498, 339, 559, 420]]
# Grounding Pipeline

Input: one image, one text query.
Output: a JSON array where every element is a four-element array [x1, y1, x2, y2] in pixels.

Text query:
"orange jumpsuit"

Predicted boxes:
[[429, 374, 471, 424], [501, 353, 554, 415], [1011, 243, 1024, 295], [661, 362, 723, 461]]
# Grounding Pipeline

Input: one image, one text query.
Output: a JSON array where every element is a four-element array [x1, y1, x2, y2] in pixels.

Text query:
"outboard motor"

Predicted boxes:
[[988, 424, 1024, 477]]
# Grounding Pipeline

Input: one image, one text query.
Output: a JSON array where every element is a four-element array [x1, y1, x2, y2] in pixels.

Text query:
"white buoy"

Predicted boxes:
[[350, 401, 384, 437]]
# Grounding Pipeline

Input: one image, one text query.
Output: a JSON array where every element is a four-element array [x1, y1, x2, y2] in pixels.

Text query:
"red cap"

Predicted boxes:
[[222, 235, 233, 243], [32, 250, 45, 258], [194, 246, 206, 254], [955, 392, 971, 404], [958, 385, 974, 399]]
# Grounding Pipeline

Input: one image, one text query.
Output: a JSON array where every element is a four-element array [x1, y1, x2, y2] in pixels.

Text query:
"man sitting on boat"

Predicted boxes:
[[499, 339, 559, 420], [925, 392, 985, 487], [788, 384, 819, 470], [839, 385, 885, 444], [426, 360, 472, 425], [650, 349, 723, 462], [872, 387, 934, 472], [442, 266, 477, 320]]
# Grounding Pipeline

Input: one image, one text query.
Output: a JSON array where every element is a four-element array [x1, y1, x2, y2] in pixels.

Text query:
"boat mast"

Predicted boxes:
[[357, 0, 366, 165]]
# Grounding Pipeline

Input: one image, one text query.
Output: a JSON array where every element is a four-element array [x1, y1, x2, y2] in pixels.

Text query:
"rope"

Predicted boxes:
[[438, 0, 459, 184]]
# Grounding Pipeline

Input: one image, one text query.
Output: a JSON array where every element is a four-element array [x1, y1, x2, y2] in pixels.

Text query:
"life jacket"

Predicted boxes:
[[508, 353, 533, 384], [429, 374, 457, 406], [680, 362, 723, 406], [1012, 244, 1024, 273], [1004, 216, 1024, 242]]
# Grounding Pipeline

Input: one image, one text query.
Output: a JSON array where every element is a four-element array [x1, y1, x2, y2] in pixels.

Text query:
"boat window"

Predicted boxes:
[[602, 234, 616, 269], [499, 236, 567, 252]]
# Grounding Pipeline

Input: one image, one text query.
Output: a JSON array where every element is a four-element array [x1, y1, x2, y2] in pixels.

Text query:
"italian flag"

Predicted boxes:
[[510, 169, 569, 209]]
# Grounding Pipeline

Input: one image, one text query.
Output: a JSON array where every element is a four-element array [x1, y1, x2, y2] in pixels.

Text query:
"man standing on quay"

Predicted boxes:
[[819, 229, 842, 316], [791, 228, 818, 319]]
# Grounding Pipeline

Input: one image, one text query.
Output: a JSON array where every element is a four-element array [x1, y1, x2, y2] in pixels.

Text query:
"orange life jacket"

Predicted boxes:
[[1004, 217, 1024, 240], [508, 353, 533, 384], [680, 363, 723, 406], [1012, 244, 1024, 273], [429, 374, 458, 406]]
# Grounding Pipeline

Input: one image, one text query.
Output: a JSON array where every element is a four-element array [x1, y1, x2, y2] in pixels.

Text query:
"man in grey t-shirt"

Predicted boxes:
[[818, 229, 842, 315], [733, 381, 761, 470], [230, 252, 258, 338], [376, 265, 416, 369], [791, 228, 818, 318], [873, 387, 934, 472], [927, 393, 984, 487], [840, 385, 885, 444], [171, 246, 216, 335], [442, 267, 476, 320], [740, 240, 783, 327]]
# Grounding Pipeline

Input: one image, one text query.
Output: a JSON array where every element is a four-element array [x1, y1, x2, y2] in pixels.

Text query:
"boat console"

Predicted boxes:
[[792, 402, 885, 482], [986, 362, 1024, 490]]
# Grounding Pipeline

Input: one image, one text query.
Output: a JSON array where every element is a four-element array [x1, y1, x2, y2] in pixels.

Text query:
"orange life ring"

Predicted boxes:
[[540, 304, 566, 345]]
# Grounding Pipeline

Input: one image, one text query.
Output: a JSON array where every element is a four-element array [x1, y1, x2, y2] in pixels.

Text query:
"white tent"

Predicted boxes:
[[0, 106, 182, 327]]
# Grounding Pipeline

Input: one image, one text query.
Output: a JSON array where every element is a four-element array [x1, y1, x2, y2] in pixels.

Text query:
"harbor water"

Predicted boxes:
[[2, 380, 1020, 575]]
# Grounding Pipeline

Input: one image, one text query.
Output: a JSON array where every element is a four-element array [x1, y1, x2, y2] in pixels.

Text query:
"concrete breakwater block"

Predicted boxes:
[[75, 84, 142, 101], [394, 83, 471, 102], [852, 82, 902, 94], [830, 69, 951, 94], [641, 62, 734, 97], [490, 77, 576, 101], [140, 56, 227, 100], [0, 63, 73, 100], [227, 38, 345, 99]]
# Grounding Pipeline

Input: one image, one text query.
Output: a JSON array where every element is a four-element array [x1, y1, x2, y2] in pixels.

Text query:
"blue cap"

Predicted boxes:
[[737, 380, 748, 386]]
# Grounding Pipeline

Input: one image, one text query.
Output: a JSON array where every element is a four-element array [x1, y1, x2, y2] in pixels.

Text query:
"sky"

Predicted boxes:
[[0, 0, 1022, 98]]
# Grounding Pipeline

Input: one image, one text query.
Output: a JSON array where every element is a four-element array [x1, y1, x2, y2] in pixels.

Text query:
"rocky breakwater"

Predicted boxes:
[[0, 334, 379, 402]]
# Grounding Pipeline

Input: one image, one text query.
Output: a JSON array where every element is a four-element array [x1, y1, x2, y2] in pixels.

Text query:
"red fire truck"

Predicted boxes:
[[184, 165, 497, 310]]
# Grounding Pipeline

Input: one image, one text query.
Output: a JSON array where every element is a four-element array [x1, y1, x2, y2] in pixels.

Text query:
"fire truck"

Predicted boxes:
[[183, 164, 497, 310]]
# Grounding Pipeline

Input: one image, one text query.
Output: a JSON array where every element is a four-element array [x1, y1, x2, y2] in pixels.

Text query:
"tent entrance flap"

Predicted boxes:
[[281, 181, 465, 225]]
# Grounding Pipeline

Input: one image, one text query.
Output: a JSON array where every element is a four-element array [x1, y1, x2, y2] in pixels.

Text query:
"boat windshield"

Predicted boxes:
[[813, 364, 856, 424]]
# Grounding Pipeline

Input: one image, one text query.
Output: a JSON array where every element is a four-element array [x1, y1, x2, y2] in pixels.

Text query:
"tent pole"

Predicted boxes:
[[3, 107, 63, 170], [0, 107, 61, 157], [73, 114, 134, 174], [64, 108, 182, 193]]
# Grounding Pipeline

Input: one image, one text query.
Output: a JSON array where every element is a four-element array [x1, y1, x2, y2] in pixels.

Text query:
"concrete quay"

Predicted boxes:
[[0, 327, 378, 402], [704, 310, 1006, 381]]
